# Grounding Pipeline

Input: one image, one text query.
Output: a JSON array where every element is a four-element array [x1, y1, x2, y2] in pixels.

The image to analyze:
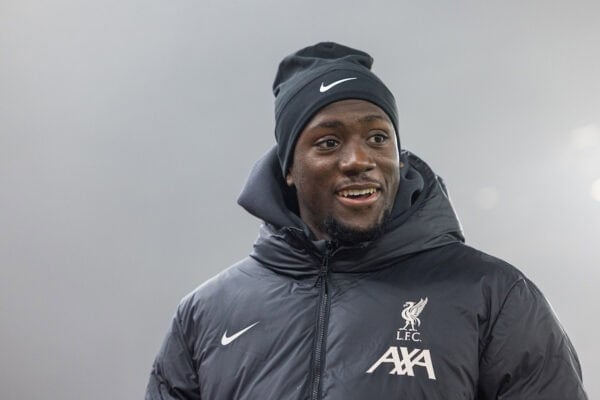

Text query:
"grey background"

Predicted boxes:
[[1, 1, 598, 399]]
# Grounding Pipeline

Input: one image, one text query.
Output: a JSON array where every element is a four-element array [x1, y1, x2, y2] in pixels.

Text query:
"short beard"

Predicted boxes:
[[321, 211, 391, 246]]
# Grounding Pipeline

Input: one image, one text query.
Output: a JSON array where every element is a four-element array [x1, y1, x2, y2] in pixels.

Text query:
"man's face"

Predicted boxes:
[[286, 99, 400, 242]]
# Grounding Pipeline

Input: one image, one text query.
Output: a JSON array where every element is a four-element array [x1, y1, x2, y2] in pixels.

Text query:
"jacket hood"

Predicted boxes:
[[238, 145, 464, 277]]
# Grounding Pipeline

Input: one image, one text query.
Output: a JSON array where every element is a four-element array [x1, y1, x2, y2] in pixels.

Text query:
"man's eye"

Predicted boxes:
[[316, 139, 339, 149], [369, 133, 388, 144]]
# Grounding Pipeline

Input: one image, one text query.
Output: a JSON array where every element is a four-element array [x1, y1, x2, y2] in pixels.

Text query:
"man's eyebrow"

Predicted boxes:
[[358, 114, 389, 123], [312, 120, 344, 130], [311, 114, 390, 130]]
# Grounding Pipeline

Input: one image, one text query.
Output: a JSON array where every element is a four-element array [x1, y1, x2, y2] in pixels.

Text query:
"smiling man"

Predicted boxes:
[[146, 42, 587, 400], [286, 99, 400, 243]]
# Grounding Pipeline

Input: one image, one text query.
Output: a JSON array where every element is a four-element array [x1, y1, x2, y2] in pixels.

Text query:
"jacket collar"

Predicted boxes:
[[238, 145, 464, 277]]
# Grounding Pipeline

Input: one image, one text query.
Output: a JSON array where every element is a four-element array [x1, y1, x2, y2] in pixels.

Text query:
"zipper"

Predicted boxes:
[[310, 241, 335, 400]]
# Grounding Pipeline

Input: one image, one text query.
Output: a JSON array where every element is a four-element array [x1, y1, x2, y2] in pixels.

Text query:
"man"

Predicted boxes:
[[146, 42, 587, 399]]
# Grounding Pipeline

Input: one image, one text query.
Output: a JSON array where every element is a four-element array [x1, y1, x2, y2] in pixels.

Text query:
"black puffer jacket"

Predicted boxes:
[[146, 148, 587, 400]]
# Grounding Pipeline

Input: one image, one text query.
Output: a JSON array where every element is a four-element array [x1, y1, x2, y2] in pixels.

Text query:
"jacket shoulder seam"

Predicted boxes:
[[479, 277, 526, 360]]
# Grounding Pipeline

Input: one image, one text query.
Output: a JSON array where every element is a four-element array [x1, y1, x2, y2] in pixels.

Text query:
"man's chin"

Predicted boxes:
[[321, 213, 390, 246]]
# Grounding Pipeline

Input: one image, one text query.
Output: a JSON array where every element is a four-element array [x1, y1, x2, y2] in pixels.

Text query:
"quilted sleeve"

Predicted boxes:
[[145, 308, 201, 400], [478, 278, 587, 399]]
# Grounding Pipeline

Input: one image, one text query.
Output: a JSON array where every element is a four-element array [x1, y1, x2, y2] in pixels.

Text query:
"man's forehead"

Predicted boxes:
[[304, 99, 392, 130]]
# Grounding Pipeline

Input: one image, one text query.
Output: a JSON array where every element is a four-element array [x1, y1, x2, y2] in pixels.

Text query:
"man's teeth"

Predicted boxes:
[[338, 188, 377, 198]]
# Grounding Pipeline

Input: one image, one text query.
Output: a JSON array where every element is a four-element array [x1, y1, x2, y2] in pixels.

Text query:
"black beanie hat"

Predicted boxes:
[[273, 42, 399, 175]]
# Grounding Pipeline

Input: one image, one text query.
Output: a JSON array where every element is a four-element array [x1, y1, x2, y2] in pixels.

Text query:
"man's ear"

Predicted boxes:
[[285, 170, 294, 187]]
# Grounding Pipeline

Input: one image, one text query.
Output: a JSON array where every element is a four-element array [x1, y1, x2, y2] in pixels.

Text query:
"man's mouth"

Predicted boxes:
[[335, 187, 381, 205], [337, 187, 378, 199]]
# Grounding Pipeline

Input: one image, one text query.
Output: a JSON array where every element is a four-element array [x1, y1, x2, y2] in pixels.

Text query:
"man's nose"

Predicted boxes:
[[339, 141, 375, 174]]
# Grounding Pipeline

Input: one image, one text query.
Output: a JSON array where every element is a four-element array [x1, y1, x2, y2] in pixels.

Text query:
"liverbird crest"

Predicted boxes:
[[400, 297, 428, 331]]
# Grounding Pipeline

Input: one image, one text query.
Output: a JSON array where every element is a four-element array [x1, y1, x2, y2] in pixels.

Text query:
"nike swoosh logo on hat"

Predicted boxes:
[[319, 77, 357, 93], [220, 322, 259, 346]]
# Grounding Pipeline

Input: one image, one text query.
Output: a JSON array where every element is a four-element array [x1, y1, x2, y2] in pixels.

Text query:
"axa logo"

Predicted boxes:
[[366, 346, 436, 380], [397, 297, 427, 342]]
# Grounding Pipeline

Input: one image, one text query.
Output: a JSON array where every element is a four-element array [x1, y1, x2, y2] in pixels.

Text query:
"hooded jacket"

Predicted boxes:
[[146, 148, 587, 400]]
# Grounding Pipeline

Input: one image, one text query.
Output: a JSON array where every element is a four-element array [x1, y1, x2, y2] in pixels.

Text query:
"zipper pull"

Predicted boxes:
[[316, 240, 336, 284]]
